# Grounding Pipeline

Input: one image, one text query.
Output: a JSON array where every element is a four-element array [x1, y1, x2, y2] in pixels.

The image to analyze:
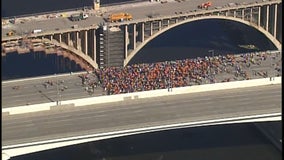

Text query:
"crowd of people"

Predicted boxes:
[[78, 51, 281, 95]]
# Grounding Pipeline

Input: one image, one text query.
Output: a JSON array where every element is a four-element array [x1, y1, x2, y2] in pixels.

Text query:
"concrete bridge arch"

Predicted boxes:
[[124, 16, 282, 66], [40, 38, 98, 71]]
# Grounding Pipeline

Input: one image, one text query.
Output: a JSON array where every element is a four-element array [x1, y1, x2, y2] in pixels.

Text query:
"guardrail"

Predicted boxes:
[[2, 77, 281, 115]]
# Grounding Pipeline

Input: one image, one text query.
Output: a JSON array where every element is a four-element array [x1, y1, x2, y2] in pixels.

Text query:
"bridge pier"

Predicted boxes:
[[273, 4, 277, 37], [59, 34, 62, 43], [85, 30, 88, 55], [258, 7, 261, 27], [67, 33, 71, 46], [124, 25, 128, 58], [241, 9, 245, 20], [266, 5, 269, 32], [93, 29, 96, 61], [250, 8, 253, 22], [132, 24, 136, 49], [150, 22, 153, 36], [140, 23, 145, 42], [76, 31, 80, 51]]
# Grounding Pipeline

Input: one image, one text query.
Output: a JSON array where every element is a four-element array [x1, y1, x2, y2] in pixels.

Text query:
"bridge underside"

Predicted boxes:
[[2, 112, 281, 159]]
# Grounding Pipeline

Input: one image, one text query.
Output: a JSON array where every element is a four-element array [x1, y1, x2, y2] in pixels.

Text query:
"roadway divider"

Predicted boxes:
[[3, 77, 281, 115]]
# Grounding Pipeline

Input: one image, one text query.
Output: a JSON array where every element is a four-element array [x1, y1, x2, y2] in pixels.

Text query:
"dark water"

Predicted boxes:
[[2, 0, 281, 160], [1, 0, 143, 18], [11, 122, 282, 160], [128, 19, 276, 64]]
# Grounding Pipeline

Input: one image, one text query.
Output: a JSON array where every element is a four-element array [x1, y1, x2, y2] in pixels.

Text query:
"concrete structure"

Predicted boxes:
[[2, 83, 281, 159], [1, 0, 282, 69]]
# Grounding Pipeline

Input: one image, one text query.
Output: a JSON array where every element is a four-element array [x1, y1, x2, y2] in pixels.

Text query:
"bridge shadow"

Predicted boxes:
[[11, 121, 282, 160]]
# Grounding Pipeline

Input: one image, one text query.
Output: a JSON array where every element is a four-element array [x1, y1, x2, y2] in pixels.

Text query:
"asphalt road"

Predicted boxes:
[[2, 0, 264, 38], [2, 73, 106, 107], [2, 84, 281, 146]]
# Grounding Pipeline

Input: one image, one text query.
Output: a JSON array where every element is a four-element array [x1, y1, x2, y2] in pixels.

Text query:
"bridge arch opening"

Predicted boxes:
[[2, 51, 85, 80], [127, 17, 279, 65]]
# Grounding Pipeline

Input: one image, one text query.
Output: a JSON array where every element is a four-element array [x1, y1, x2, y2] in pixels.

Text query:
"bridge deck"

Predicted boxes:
[[2, 0, 270, 39], [2, 51, 281, 108], [2, 84, 281, 147]]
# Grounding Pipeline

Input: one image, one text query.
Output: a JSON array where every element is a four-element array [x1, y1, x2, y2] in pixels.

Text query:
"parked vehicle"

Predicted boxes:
[[70, 13, 88, 21], [108, 13, 133, 22], [198, 1, 212, 9]]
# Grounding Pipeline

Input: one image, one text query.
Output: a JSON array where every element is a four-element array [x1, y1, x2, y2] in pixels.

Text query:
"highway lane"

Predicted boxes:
[[2, 84, 281, 146], [2, 0, 265, 38], [2, 73, 105, 107]]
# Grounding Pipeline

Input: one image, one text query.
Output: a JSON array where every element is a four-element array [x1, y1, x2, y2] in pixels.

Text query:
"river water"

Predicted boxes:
[[2, 0, 281, 160]]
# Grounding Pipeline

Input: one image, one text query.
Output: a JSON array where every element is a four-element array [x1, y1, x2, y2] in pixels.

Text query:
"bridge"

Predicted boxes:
[[2, 84, 281, 159], [1, 0, 282, 70]]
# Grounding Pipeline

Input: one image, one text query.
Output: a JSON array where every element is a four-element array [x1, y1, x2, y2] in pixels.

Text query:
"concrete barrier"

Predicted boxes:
[[2, 102, 53, 115], [3, 77, 281, 115], [50, 103, 75, 110]]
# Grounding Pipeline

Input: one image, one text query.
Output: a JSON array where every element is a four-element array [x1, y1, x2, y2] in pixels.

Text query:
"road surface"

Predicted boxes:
[[2, 0, 266, 38], [2, 84, 281, 146]]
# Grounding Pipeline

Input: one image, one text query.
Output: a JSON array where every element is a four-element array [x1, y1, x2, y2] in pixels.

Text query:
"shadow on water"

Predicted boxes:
[[11, 122, 282, 160], [1, 51, 83, 80], [128, 19, 277, 65]]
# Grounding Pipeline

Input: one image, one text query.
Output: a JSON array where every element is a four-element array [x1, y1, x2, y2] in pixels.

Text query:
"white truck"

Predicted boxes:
[[32, 29, 42, 34]]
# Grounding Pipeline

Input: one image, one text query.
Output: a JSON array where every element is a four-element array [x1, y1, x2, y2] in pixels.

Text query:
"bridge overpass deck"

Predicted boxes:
[[1, 0, 274, 39], [2, 50, 281, 108], [2, 84, 281, 147]]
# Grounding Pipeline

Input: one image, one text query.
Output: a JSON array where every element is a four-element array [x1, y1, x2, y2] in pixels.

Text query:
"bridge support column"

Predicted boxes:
[[233, 10, 236, 18], [241, 9, 244, 20], [167, 20, 170, 27], [175, 19, 178, 23], [93, 29, 96, 61], [266, 5, 269, 31], [140, 22, 144, 42], [124, 25, 128, 58], [132, 24, 136, 49], [85, 30, 88, 55], [273, 4, 277, 37], [59, 34, 62, 43], [76, 31, 80, 51], [250, 8, 253, 22], [258, 6, 261, 27], [150, 22, 153, 36], [158, 21, 161, 31], [67, 33, 71, 46]]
